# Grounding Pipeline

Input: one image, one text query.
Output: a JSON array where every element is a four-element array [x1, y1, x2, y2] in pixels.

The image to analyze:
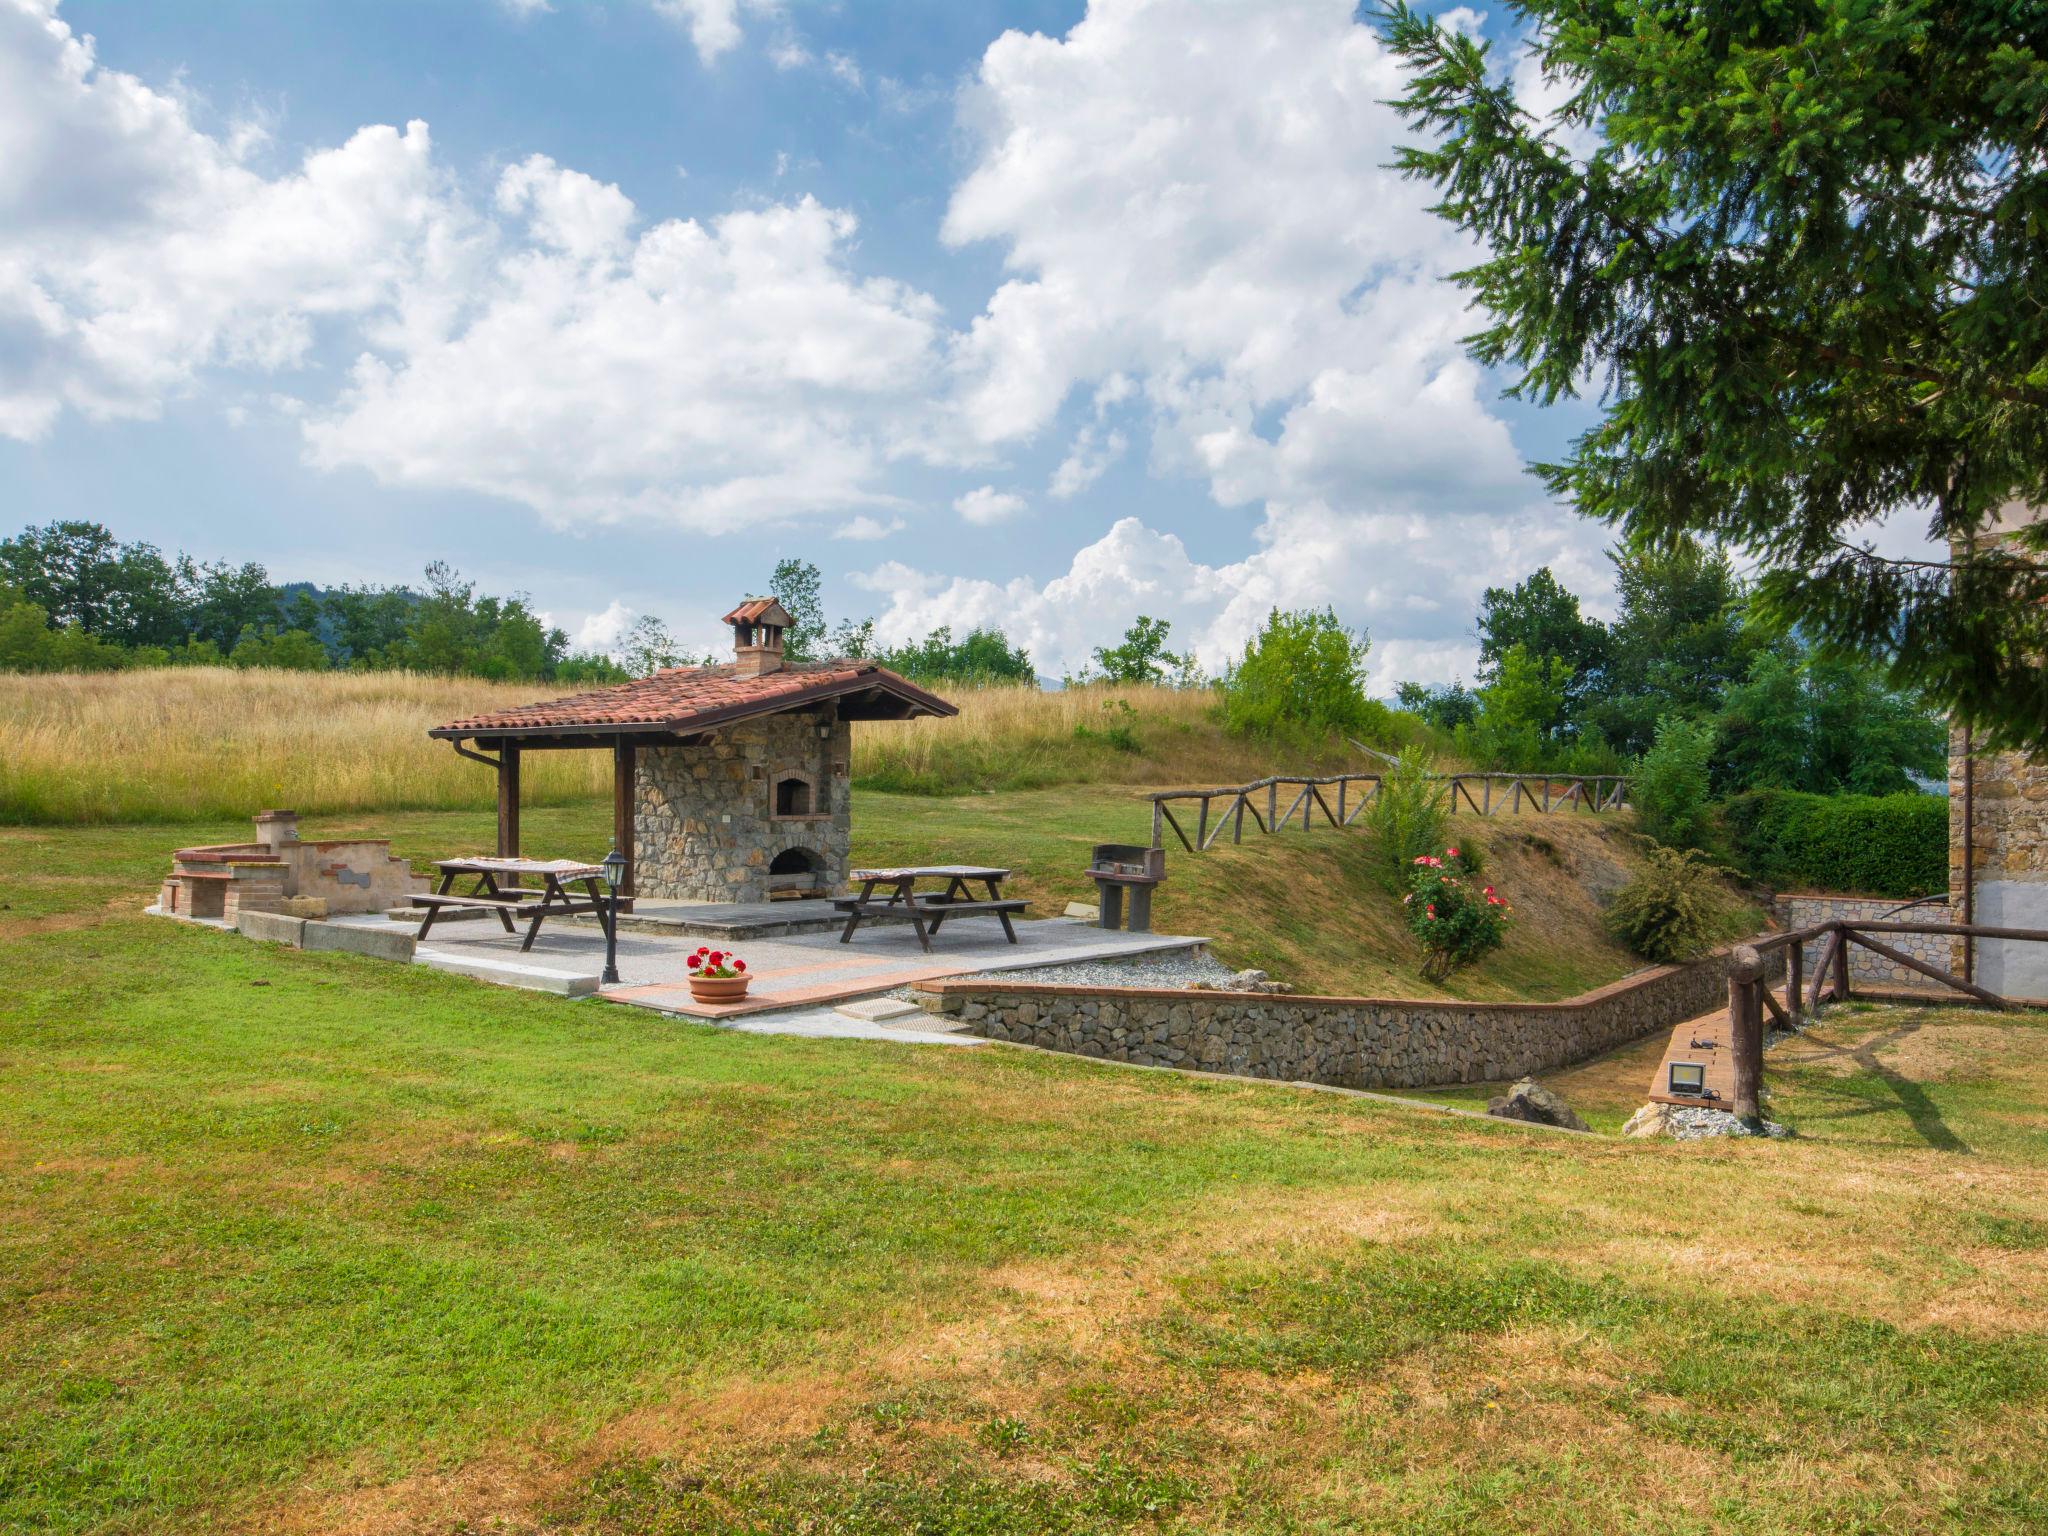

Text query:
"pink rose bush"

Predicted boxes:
[[1402, 848, 1510, 979]]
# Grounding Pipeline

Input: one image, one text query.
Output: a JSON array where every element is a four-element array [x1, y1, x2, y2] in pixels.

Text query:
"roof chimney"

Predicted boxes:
[[723, 597, 794, 678]]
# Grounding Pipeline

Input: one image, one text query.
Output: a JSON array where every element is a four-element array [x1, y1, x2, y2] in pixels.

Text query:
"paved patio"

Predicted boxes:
[[366, 909, 1206, 1022]]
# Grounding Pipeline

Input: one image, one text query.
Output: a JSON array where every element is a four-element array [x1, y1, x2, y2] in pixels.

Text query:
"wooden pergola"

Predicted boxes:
[[428, 661, 957, 906]]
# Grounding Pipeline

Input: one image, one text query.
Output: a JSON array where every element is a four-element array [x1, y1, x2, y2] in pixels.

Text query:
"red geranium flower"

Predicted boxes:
[[707, 950, 724, 964], [687, 953, 702, 969], [733, 959, 746, 972]]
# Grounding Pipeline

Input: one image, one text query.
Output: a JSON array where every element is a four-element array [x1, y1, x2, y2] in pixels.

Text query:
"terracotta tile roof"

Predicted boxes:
[[429, 661, 956, 739], [721, 597, 792, 626]]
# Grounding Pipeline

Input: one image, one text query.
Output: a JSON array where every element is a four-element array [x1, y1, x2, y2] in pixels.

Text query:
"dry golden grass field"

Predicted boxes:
[[0, 668, 1362, 823]]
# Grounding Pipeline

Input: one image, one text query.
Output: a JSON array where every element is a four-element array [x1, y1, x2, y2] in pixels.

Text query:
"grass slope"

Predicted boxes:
[[2, 789, 1744, 1003], [1, 840, 2044, 1534]]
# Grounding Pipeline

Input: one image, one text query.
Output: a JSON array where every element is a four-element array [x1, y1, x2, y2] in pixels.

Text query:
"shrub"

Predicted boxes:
[[1722, 789, 1946, 897], [1072, 698, 1141, 753], [1605, 845, 1733, 963], [1634, 716, 1715, 848], [1360, 746, 1448, 884], [1219, 607, 1374, 739], [1404, 848, 1511, 979]]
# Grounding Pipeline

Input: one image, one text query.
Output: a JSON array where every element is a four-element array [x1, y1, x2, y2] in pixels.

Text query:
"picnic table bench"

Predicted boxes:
[[834, 865, 1027, 953], [411, 857, 612, 952]]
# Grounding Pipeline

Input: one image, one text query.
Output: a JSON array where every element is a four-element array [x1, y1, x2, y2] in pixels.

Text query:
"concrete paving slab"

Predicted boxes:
[[835, 996, 923, 1022], [236, 910, 307, 946], [338, 898, 1205, 1019], [417, 949, 600, 997], [302, 920, 416, 962]]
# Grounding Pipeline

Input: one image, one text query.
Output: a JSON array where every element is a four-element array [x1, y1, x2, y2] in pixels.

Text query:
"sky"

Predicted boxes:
[[2, 0, 1628, 686]]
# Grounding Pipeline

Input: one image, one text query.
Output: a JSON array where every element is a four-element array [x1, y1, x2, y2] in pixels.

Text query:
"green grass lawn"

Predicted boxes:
[[2, 810, 2043, 1533]]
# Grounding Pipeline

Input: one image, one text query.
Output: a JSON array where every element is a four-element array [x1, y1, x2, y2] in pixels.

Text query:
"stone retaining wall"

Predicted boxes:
[[1776, 893, 1952, 987], [914, 946, 1773, 1090]]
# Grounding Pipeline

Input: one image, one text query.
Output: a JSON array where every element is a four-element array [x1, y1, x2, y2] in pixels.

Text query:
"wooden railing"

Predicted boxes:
[[1720, 918, 2048, 1128], [1144, 771, 1631, 852]]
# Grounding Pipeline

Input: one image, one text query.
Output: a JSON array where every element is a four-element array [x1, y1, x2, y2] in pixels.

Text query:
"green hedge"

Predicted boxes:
[[1721, 789, 1947, 897]]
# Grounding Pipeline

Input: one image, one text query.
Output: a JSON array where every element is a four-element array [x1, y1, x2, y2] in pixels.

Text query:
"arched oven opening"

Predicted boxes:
[[767, 846, 827, 901]]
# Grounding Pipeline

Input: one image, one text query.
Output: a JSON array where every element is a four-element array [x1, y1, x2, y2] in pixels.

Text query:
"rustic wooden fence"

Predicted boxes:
[[1145, 771, 1631, 852], [1719, 918, 2048, 1127]]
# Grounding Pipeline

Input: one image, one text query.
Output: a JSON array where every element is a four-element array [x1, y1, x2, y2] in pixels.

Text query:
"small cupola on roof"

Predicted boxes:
[[723, 597, 795, 679]]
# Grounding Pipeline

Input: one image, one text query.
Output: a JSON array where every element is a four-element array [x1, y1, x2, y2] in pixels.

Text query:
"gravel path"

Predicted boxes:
[[890, 948, 1240, 999]]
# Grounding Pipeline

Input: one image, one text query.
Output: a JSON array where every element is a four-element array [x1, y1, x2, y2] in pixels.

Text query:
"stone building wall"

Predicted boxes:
[[1776, 893, 1953, 987], [1950, 732, 2048, 996], [634, 708, 851, 903], [914, 946, 1770, 1090]]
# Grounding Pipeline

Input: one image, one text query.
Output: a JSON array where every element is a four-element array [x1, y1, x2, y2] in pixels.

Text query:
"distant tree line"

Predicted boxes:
[[1395, 538, 1945, 801], [0, 521, 628, 681]]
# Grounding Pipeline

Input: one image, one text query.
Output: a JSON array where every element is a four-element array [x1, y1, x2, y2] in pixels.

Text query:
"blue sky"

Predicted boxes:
[[3, 0, 1608, 683]]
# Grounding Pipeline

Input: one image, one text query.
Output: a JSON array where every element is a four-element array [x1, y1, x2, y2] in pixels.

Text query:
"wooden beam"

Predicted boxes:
[[1843, 929, 2011, 1010], [1728, 945, 1764, 1128], [497, 744, 521, 859], [1158, 802, 1195, 853], [612, 740, 636, 902]]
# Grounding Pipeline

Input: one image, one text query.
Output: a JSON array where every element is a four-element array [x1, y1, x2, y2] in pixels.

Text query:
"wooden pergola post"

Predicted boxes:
[[496, 745, 521, 858], [612, 740, 636, 906]]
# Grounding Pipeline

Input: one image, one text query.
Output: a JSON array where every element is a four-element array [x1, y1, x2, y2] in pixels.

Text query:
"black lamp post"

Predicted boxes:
[[600, 843, 627, 985]]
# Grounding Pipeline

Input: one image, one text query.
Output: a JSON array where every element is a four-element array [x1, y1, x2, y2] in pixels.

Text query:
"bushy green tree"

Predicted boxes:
[[1715, 645, 1945, 796], [1092, 616, 1184, 684], [878, 625, 1035, 684], [769, 557, 827, 662], [1477, 566, 1607, 725], [1396, 680, 1479, 731], [1219, 608, 1375, 740], [1588, 540, 1755, 756], [1383, 0, 2048, 751], [229, 627, 331, 671], [1633, 717, 1717, 851]]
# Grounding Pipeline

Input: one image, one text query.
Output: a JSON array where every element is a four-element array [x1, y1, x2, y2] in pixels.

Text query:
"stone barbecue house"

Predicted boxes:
[[430, 600, 956, 905]]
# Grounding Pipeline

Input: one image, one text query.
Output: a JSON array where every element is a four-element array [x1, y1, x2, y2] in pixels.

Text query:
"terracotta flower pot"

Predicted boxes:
[[687, 974, 751, 1004]]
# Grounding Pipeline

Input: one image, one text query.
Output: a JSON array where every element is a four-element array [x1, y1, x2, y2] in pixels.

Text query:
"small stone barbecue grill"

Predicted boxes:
[[1085, 843, 1166, 932]]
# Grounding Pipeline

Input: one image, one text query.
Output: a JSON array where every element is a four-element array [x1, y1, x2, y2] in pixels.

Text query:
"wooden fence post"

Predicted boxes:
[[1151, 800, 1164, 851], [1728, 944, 1765, 1131], [1268, 781, 1278, 833], [1787, 938, 1804, 1027]]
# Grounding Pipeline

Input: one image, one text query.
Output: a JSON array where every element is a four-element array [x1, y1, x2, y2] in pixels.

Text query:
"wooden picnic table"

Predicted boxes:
[[411, 857, 612, 952], [835, 865, 1027, 953]]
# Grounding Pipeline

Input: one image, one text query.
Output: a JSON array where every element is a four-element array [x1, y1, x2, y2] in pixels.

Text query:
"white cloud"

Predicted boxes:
[[0, 0, 472, 441], [1049, 424, 1126, 498], [914, 0, 1606, 684], [952, 485, 1026, 526], [303, 165, 947, 531], [498, 0, 552, 17], [824, 51, 862, 89], [942, 0, 1503, 504], [649, 0, 742, 64], [574, 598, 635, 653], [833, 514, 904, 541], [862, 504, 1615, 691]]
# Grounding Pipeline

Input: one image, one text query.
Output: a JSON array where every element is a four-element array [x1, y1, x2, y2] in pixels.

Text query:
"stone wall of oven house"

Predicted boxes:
[[1776, 894, 1953, 987], [915, 947, 1772, 1090], [1951, 731, 2048, 997], [633, 711, 851, 903]]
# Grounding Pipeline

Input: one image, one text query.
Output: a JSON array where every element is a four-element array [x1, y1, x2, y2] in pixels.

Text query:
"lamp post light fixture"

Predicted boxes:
[[600, 843, 627, 985]]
